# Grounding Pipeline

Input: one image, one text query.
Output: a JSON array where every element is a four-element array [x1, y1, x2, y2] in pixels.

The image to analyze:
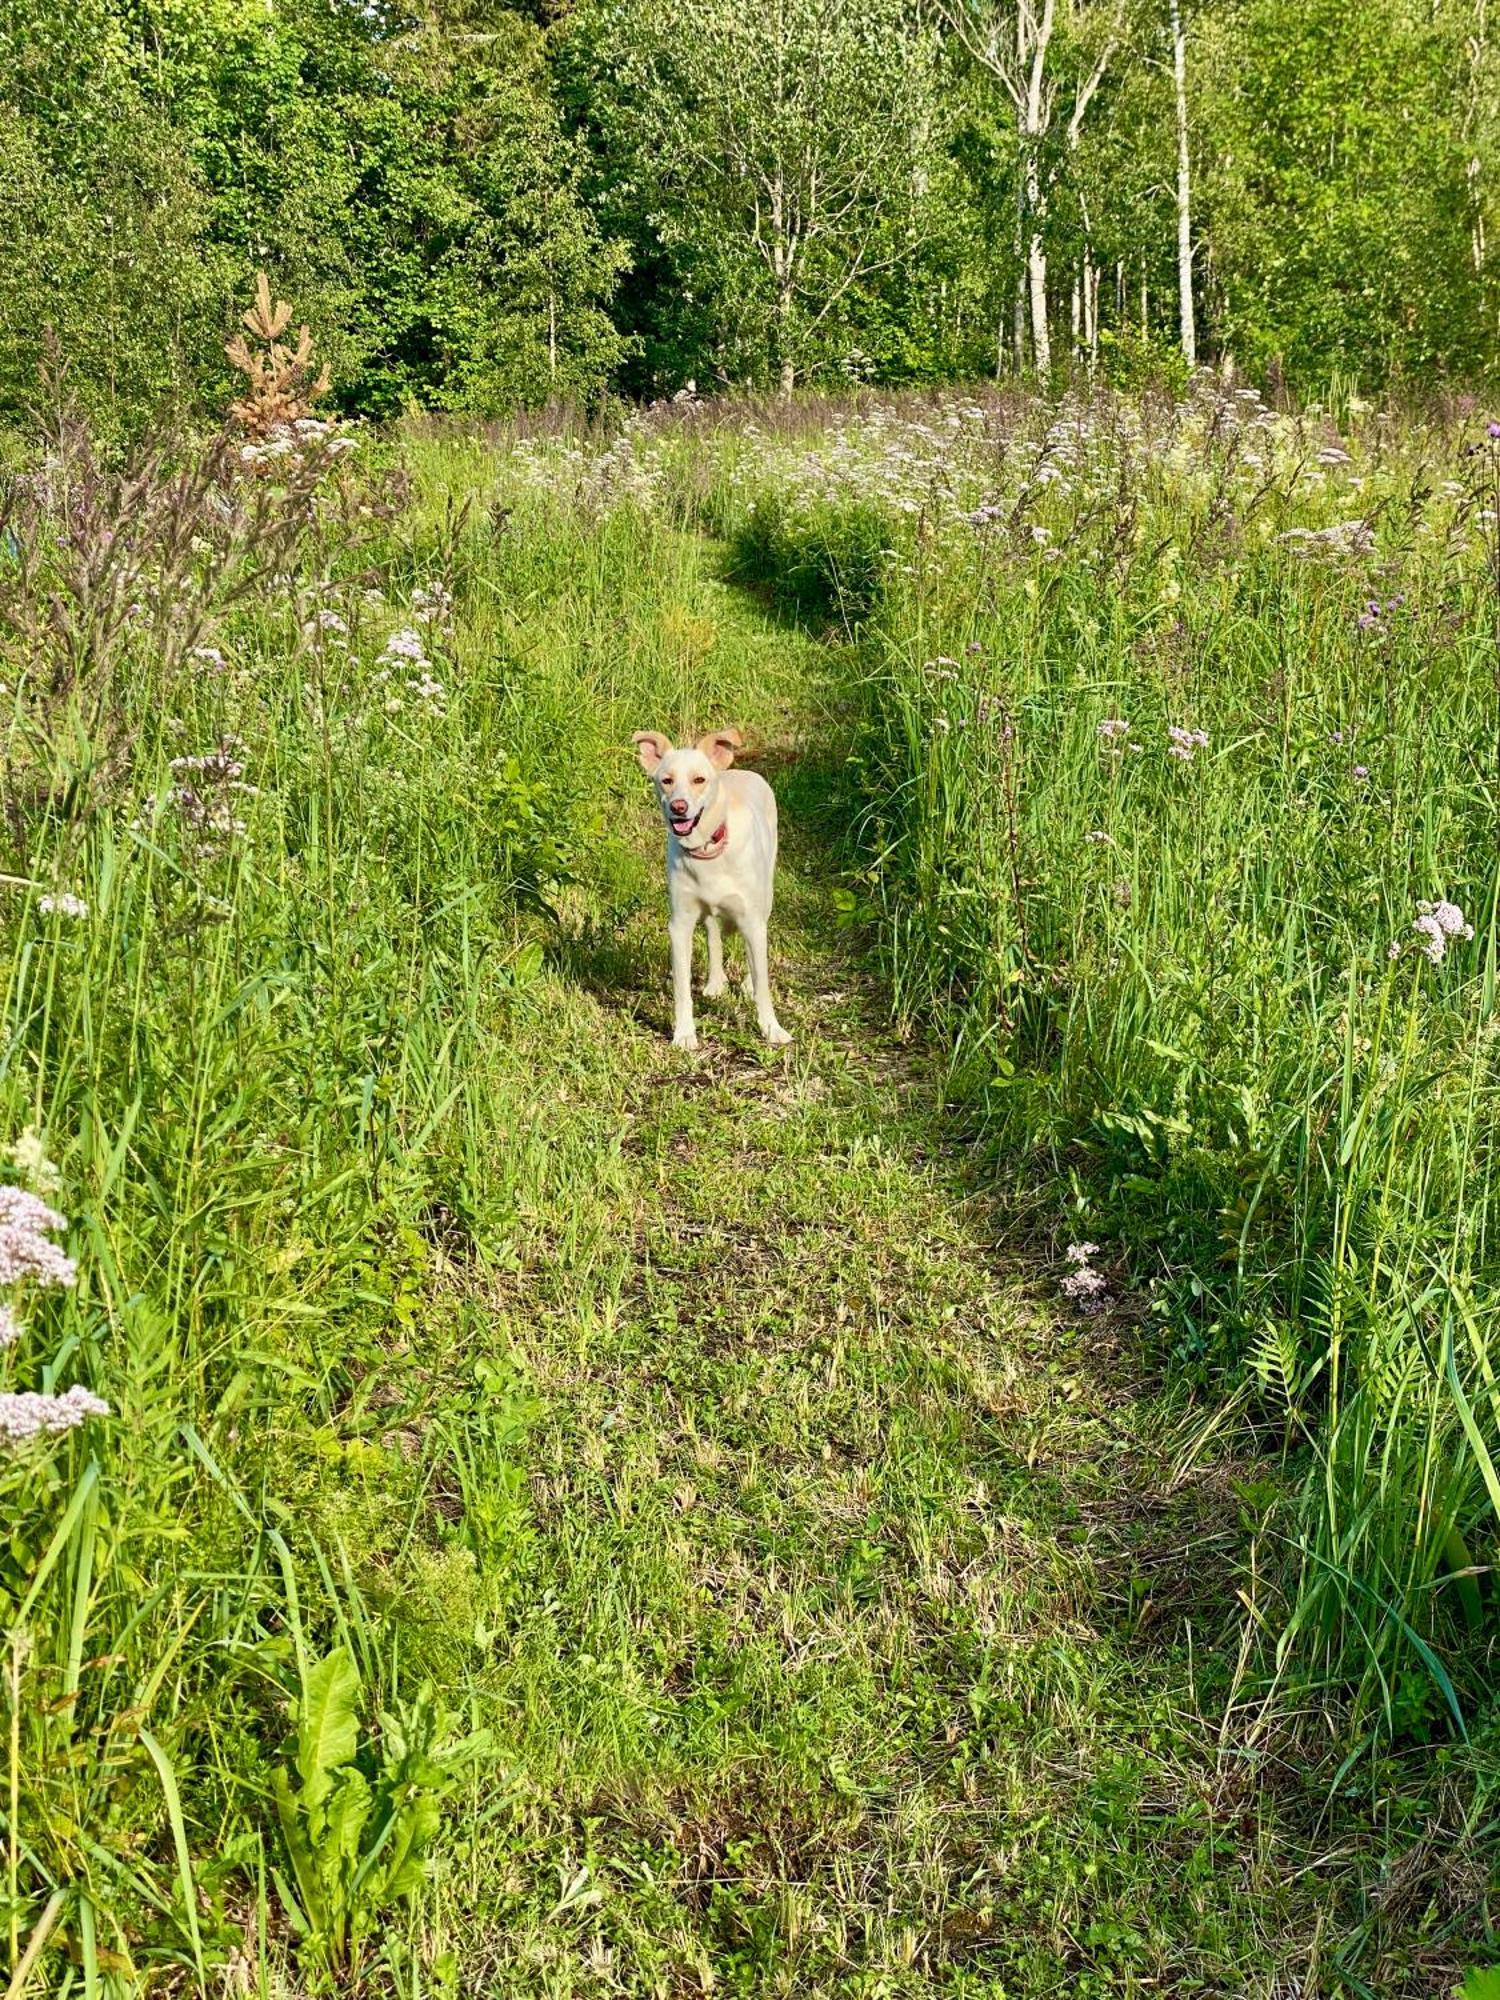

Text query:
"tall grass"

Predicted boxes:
[[633, 380, 1500, 1750], [5, 370, 1499, 1991], [0, 389, 722, 1986]]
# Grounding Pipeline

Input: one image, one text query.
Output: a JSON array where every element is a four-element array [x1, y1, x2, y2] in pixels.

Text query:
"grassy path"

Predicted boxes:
[[437, 537, 1423, 1996]]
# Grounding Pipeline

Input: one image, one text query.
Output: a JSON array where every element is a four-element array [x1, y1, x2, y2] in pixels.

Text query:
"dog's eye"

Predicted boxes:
[[693, 775, 706, 786]]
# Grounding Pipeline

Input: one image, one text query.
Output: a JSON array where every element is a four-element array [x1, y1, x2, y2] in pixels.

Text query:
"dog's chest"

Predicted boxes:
[[670, 853, 752, 917]]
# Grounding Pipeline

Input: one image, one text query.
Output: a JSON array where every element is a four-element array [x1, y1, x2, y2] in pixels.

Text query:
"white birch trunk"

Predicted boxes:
[[1027, 218, 1051, 376], [1170, 0, 1197, 367], [1022, 0, 1055, 376]]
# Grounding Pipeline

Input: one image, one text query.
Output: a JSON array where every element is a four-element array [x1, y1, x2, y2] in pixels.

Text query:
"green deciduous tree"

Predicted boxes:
[[0, 0, 233, 430], [1196, 0, 1498, 384], [572, 0, 941, 393]]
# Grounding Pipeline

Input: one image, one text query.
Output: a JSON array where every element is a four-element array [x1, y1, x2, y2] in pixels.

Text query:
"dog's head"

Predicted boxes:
[[632, 728, 741, 842]]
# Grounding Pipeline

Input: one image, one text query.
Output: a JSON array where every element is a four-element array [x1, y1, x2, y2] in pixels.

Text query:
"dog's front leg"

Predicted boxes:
[[670, 910, 699, 1050], [703, 916, 728, 998], [743, 914, 792, 1046]]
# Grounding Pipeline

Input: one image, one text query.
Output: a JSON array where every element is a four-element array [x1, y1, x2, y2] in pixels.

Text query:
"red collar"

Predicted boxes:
[[682, 820, 728, 861]]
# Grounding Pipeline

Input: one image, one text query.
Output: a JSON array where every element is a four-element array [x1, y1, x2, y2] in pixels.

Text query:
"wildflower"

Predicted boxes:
[[1060, 1266, 1107, 1305], [7, 1129, 61, 1195], [0, 1185, 77, 1288], [1277, 519, 1375, 559], [1060, 1239, 1110, 1312], [303, 609, 348, 638], [164, 739, 254, 855], [1098, 718, 1131, 743], [1084, 830, 1112, 845], [1488, 421, 1500, 441], [1422, 899, 1472, 942], [410, 582, 454, 626], [0, 1305, 18, 1348], [1167, 726, 1209, 762], [1352, 764, 1369, 781], [0, 1385, 109, 1446], [1404, 899, 1475, 964], [188, 645, 228, 674], [38, 892, 87, 920], [382, 629, 428, 663]]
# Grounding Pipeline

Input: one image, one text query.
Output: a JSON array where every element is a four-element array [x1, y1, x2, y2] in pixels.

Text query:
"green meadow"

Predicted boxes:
[[3, 378, 1499, 1996]]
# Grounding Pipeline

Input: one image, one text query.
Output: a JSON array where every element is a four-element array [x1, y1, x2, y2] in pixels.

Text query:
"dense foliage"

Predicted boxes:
[[3, 0, 1496, 429]]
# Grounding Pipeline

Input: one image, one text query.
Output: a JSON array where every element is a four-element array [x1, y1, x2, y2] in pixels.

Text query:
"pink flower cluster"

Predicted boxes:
[[0, 1185, 78, 1289], [1060, 1240, 1109, 1313], [0, 1182, 107, 1447], [0, 1385, 109, 1444], [1413, 899, 1474, 965]]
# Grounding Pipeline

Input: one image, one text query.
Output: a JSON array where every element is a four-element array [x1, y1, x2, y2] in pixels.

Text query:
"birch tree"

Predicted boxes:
[[1168, 0, 1196, 365], [938, 0, 1125, 375], [601, 0, 938, 393]]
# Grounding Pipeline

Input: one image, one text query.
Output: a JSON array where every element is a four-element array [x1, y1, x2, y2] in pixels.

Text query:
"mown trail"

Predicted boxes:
[[451, 549, 1389, 1997]]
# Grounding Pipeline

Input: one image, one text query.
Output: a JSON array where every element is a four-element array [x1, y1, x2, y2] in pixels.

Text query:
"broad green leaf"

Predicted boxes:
[[296, 1649, 361, 1811]]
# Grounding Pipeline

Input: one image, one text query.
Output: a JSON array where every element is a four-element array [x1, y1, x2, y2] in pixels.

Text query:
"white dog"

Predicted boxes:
[[632, 727, 792, 1051]]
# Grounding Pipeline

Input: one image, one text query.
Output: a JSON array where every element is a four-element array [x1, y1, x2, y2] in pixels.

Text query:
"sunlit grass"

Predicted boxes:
[[1, 388, 1497, 1995]]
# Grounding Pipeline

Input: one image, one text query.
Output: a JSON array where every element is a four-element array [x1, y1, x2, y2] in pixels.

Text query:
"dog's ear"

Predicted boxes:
[[632, 730, 672, 774], [696, 728, 742, 770]]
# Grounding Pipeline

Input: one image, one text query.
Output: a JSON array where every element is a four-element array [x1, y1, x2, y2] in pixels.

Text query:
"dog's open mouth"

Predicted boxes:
[[670, 807, 704, 838]]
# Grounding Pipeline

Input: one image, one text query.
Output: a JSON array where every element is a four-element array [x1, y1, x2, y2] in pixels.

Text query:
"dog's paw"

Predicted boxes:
[[702, 977, 729, 999], [671, 1028, 699, 1052], [761, 1022, 793, 1047]]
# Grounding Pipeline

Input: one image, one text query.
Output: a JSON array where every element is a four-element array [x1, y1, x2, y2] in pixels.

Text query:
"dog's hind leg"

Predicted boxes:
[[703, 916, 728, 998], [743, 914, 792, 1046]]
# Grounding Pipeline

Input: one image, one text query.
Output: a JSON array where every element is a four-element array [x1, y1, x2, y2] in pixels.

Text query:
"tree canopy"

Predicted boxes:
[[0, 0, 1495, 426]]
